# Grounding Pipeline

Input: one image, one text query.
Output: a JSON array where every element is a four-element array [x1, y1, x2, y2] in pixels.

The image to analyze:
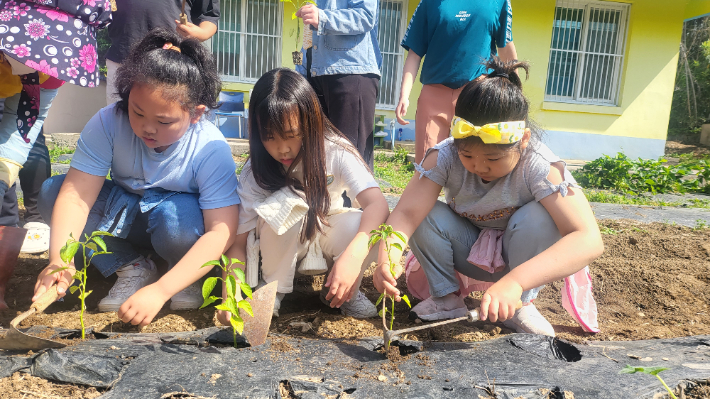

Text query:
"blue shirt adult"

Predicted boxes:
[[296, 0, 382, 77], [401, 0, 513, 89], [71, 104, 240, 211]]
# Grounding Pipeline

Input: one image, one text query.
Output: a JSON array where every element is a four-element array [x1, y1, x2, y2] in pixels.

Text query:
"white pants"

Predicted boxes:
[[259, 210, 375, 294], [105, 59, 121, 106]]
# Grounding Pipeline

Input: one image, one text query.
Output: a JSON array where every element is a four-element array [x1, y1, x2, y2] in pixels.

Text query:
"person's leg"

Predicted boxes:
[[0, 183, 19, 227], [19, 130, 52, 253], [414, 84, 457, 164], [316, 210, 377, 318], [499, 201, 561, 336], [105, 59, 121, 106], [313, 74, 379, 170], [38, 174, 142, 277], [408, 201, 482, 320], [141, 193, 205, 310]]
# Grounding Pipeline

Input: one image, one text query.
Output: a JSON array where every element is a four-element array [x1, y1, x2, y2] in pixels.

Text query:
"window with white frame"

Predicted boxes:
[[212, 0, 282, 83], [545, 0, 629, 106], [376, 0, 407, 109]]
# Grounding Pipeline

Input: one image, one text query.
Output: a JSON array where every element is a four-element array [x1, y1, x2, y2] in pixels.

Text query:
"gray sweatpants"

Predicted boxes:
[[409, 201, 563, 302]]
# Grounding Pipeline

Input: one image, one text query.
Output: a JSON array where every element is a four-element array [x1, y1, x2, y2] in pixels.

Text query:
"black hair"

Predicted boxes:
[[114, 28, 220, 116], [248, 68, 367, 242], [453, 57, 542, 152]]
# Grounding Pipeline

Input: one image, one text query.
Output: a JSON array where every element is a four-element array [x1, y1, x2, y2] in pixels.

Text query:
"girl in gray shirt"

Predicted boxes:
[[373, 58, 604, 336]]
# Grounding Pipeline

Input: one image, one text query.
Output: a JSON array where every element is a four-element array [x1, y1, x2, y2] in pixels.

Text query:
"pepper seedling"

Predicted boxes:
[[620, 365, 678, 399], [368, 224, 411, 345], [200, 255, 253, 348], [50, 231, 113, 339]]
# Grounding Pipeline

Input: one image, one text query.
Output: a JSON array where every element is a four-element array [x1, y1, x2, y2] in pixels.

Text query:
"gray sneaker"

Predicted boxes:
[[322, 290, 377, 319], [98, 256, 158, 312], [170, 282, 203, 310]]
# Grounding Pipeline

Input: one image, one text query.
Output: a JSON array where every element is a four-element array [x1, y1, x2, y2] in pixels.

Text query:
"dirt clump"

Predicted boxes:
[[0, 372, 103, 399]]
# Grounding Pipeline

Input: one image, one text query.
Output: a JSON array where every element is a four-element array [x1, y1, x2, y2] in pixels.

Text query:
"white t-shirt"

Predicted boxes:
[[237, 137, 378, 234]]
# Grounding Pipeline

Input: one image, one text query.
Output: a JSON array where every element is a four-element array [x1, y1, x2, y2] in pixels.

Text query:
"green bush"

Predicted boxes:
[[572, 152, 710, 194]]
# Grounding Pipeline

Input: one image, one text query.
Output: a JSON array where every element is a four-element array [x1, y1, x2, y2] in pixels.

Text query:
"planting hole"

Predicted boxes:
[[279, 380, 296, 399]]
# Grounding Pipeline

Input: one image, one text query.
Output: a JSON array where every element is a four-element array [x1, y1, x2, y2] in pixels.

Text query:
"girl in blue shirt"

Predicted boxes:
[[32, 28, 241, 328]]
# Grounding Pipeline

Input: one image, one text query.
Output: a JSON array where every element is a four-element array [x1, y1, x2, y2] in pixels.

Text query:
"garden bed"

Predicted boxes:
[[2, 219, 710, 397]]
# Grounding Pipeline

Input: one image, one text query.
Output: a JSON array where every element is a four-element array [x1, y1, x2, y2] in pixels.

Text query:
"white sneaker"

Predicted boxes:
[[98, 256, 158, 312], [338, 291, 378, 319], [20, 222, 50, 254], [170, 282, 204, 310], [502, 303, 556, 337], [409, 293, 468, 321]]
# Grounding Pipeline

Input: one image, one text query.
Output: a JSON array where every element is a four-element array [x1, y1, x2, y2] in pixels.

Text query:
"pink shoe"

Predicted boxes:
[[409, 293, 468, 321]]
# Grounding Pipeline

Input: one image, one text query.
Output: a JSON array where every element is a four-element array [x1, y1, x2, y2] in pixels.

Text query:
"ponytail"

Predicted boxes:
[[114, 27, 220, 115]]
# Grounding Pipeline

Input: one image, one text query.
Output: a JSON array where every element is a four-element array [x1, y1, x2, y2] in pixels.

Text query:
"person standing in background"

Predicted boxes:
[[395, 0, 518, 163], [295, 0, 381, 171], [105, 0, 220, 105]]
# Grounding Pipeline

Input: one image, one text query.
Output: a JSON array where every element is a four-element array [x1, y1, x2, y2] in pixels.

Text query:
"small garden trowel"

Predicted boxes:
[[0, 285, 66, 351], [241, 280, 277, 346]]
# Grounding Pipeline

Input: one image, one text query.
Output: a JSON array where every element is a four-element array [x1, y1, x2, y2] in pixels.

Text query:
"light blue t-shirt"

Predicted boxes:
[[401, 0, 513, 89], [71, 104, 240, 210]]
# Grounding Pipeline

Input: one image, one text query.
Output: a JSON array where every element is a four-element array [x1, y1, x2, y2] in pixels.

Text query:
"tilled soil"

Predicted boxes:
[[2, 219, 710, 397]]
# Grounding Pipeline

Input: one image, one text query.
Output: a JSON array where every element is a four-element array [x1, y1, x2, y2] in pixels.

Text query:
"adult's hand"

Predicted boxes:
[[395, 98, 410, 125], [33, 262, 76, 302], [296, 4, 319, 28]]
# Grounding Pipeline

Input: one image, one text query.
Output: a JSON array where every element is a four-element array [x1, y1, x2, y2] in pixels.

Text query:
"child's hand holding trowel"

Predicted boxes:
[[33, 262, 76, 302]]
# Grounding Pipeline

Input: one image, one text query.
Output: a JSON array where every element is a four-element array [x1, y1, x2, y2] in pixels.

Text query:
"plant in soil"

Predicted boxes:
[[199, 255, 253, 348], [368, 224, 411, 346], [50, 231, 113, 339], [280, 0, 316, 64], [620, 365, 678, 399]]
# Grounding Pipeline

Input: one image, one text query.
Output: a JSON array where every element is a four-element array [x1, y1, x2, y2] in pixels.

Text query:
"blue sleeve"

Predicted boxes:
[[317, 0, 377, 36], [400, 0, 427, 57], [193, 140, 241, 209], [495, 0, 513, 48], [69, 109, 114, 177]]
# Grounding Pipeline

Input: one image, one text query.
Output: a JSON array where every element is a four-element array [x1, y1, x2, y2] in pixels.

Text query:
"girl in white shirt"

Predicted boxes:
[[219, 68, 389, 322]]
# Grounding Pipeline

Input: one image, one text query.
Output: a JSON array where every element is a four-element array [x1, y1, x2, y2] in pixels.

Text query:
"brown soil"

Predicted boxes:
[[2, 219, 710, 396], [0, 372, 104, 399]]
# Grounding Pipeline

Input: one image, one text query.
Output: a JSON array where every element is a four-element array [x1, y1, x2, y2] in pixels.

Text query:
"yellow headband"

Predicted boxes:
[[450, 117, 526, 144]]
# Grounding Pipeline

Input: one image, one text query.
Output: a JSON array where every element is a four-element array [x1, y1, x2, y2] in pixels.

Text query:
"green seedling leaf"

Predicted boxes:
[[620, 365, 669, 376], [378, 308, 385, 318], [230, 315, 245, 334], [401, 294, 411, 308], [60, 241, 80, 264], [86, 242, 98, 252], [391, 242, 402, 251], [214, 303, 231, 312], [92, 236, 107, 252], [227, 275, 238, 298], [49, 266, 70, 275], [238, 299, 254, 317], [233, 268, 246, 284], [220, 254, 229, 268], [230, 258, 245, 265], [79, 290, 92, 300], [375, 292, 384, 307], [392, 231, 406, 243], [69, 286, 79, 294], [200, 295, 220, 309], [202, 277, 218, 300], [240, 283, 253, 300], [200, 260, 221, 268], [90, 231, 113, 237], [226, 296, 240, 317]]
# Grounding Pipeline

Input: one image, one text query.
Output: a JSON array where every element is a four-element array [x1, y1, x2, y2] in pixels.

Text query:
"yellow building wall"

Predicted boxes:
[[685, 0, 710, 20], [515, 0, 685, 146]]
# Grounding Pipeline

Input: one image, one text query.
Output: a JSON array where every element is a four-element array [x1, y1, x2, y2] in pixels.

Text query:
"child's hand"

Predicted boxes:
[[118, 284, 171, 328], [479, 278, 523, 323], [216, 309, 232, 326], [395, 99, 410, 125], [324, 257, 361, 308], [295, 4, 319, 27], [373, 262, 401, 300], [33, 262, 76, 301]]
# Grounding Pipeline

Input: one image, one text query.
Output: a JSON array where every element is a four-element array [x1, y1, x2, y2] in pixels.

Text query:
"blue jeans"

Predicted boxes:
[[409, 201, 560, 303], [38, 175, 205, 277], [0, 88, 58, 165]]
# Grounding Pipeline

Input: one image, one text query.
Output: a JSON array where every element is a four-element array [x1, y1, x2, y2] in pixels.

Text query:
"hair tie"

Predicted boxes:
[[162, 42, 182, 53], [488, 71, 509, 80]]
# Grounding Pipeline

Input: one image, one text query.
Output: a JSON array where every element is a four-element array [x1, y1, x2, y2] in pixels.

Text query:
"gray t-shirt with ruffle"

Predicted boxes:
[[415, 137, 579, 230]]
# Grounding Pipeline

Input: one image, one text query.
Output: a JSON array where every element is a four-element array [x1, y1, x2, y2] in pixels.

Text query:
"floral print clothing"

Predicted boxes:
[[0, 0, 111, 87]]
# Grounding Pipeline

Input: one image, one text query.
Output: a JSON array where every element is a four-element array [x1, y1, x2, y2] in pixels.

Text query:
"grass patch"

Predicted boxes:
[[583, 189, 710, 208], [374, 149, 415, 194], [49, 146, 74, 164]]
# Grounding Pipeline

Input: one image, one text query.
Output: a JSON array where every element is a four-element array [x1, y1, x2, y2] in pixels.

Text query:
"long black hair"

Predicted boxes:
[[114, 28, 221, 115], [248, 68, 365, 242], [453, 57, 542, 152]]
